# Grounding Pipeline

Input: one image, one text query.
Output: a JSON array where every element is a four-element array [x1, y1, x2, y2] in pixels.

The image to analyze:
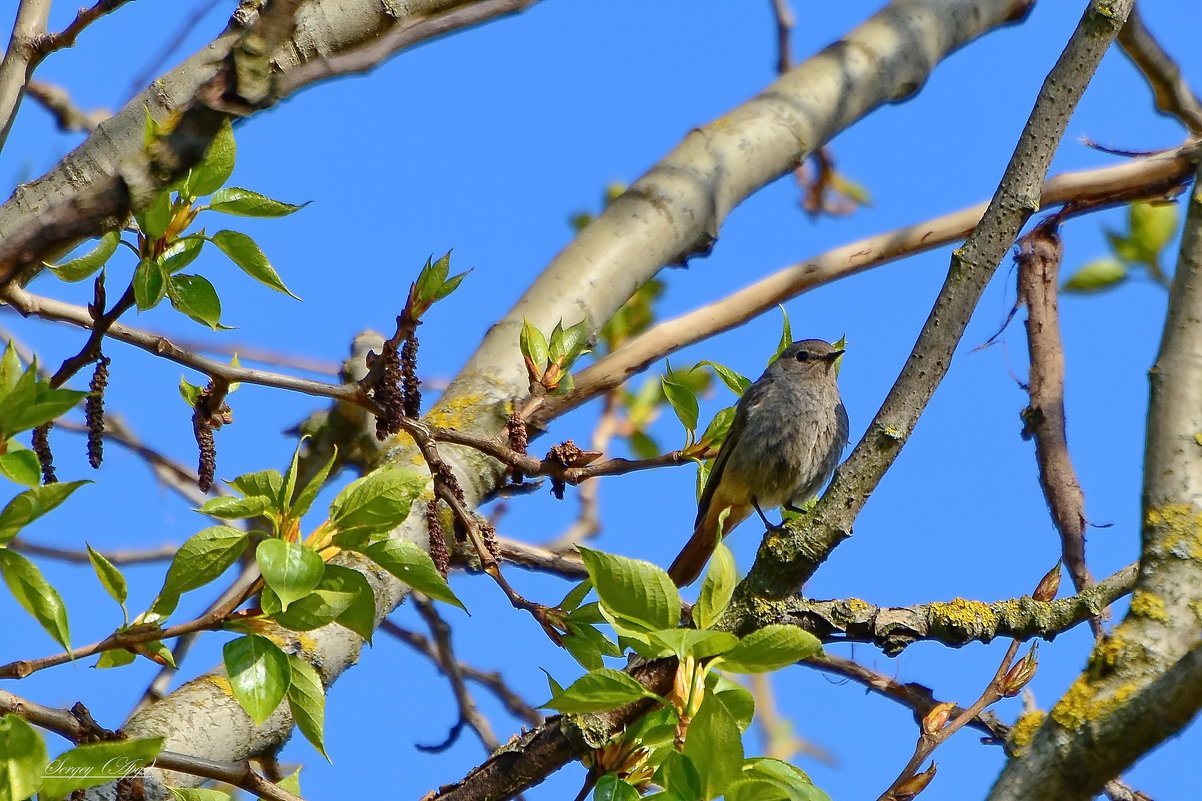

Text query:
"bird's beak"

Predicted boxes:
[[823, 350, 844, 362]]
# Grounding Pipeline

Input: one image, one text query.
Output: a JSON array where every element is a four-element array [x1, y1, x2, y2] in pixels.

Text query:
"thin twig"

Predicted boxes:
[[769, 0, 795, 75], [25, 79, 108, 132], [411, 595, 502, 752], [1117, 7, 1202, 134], [381, 618, 541, 728]]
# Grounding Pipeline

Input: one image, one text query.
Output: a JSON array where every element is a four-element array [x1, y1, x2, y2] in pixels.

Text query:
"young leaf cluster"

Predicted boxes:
[[45, 117, 307, 330], [1063, 199, 1179, 292], [543, 545, 826, 801], [520, 318, 593, 395]]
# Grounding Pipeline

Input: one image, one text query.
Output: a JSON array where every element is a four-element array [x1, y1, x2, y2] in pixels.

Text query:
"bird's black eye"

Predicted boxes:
[[794, 349, 810, 362]]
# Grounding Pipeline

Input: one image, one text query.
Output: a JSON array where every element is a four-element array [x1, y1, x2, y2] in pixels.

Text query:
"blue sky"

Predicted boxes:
[[1, 1, 1198, 800]]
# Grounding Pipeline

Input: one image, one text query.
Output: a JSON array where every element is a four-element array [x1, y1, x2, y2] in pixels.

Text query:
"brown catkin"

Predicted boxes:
[[85, 354, 110, 469], [32, 422, 57, 484], [374, 340, 404, 440], [400, 332, 421, 418], [426, 499, 449, 577]]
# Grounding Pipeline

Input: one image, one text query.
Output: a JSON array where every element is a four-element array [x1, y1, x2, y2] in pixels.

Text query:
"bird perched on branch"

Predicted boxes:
[[668, 339, 849, 587]]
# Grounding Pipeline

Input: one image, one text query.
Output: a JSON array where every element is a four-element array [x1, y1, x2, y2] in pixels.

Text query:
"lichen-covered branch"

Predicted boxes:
[[779, 564, 1135, 656]]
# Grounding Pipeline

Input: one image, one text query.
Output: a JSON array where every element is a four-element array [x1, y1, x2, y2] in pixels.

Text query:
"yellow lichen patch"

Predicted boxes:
[[1129, 590, 1170, 623], [1143, 503, 1202, 558], [928, 597, 999, 631], [1007, 709, 1046, 753], [1051, 672, 1140, 731], [424, 392, 493, 431], [296, 632, 318, 653], [204, 674, 236, 700], [1189, 600, 1202, 623], [843, 597, 871, 615]]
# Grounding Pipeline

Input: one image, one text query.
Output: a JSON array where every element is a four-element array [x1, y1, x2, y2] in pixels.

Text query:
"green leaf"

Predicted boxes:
[[716, 624, 822, 673], [698, 406, 736, 450], [133, 258, 167, 311], [179, 377, 204, 407], [229, 469, 284, 506], [291, 450, 337, 521], [268, 587, 357, 631], [0, 344, 21, 392], [0, 480, 88, 545], [288, 655, 329, 759], [94, 649, 137, 669], [696, 360, 751, 396], [0, 367, 87, 436], [684, 693, 744, 799], [0, 448, 41, 487], [277, 769, 302, 796], [0, 549, 71, 649], [328, 467, 427, 541], [211, 230, 299, 299], [0, 714, 47, 801], [549, 319, 592, 367], [86, 543, 128, 611], [656, 751, 702, 801], [541, 667, 654, 713], [197, 494, 274, 520], [361, 539, 463, 610], [562, 621, 622, 671], [223, 634, 290, 726], [432, 269, 469, 302], [168, 789, 236, 801], [520, 319, 549, 373], [188, 118, 236, 197], [135, 189, 172, 241], [577, 547, 679, 631], [151, 525, 249, 616], [257, 539, 325, 610], [208, 187, 308, 218], [40, 738, 163, 800], [711, 674, 756, 732], [629, 430, 659, 460], [775, 306, 793, 362], [661, 373, 699, 435], [1062, 258, 1127, 292], [593, 774, 642, 801], [321, 563, 376, 642], [47, 231, 121, 282], [167, 274, 223, 329], [1128, 200, 1178, 264], [161, 236, 205, 273], [645, 628, 738, 661], [738, 758, 832, 801], [557, 579, 593, 612], [696, 542, 736, 629]]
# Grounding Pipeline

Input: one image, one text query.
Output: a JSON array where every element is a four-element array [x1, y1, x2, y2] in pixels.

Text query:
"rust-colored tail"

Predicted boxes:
[[668, 502, 752, 587], [667, 525, 716, 587]]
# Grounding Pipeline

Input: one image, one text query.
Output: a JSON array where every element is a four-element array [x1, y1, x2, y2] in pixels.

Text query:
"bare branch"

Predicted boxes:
[[25, 79, 107, 132], [1015, 221, 1097, 611], [1117, 6, 1202, 134], [0, 0, 51, 150]]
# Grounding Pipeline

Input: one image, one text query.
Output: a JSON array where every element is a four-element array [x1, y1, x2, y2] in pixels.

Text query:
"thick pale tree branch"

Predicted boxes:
[[729, 0, 1136, 608], [535, 145, 1194, 426], [0, 0, 50, 150], [986, 132, 1202, 801]]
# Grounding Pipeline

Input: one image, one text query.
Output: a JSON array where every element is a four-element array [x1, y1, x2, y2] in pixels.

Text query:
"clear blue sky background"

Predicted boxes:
[[1, 1, 1198, 800]]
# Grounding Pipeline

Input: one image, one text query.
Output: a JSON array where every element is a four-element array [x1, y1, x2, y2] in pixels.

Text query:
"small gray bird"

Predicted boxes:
[[668, 339, 849, 587]]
